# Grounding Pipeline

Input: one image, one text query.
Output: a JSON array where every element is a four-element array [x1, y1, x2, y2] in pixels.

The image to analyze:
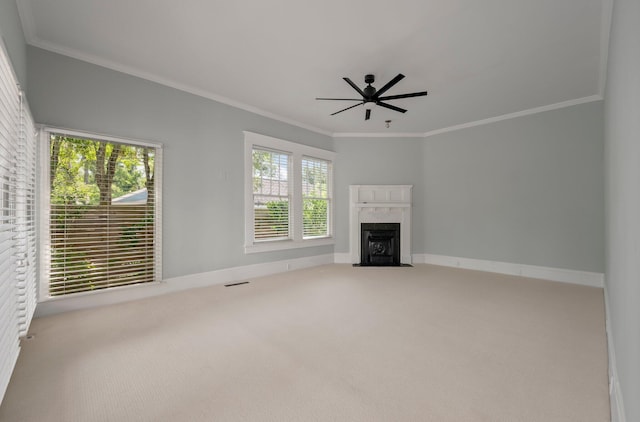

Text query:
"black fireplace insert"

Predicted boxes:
[[360, 223, 401, 266]]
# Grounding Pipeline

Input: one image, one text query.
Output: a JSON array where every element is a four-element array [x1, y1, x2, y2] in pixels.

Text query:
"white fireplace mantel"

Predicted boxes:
[[349, 185, 412, 264]]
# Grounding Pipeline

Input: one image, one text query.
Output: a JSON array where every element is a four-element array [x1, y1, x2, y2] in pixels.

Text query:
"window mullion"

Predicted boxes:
[[291, 152, 303, 242], [327, 161, 334, 237]]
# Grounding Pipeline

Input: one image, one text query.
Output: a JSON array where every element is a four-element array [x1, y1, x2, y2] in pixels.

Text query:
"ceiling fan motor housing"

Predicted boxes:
[[364, 85, 376, 98]]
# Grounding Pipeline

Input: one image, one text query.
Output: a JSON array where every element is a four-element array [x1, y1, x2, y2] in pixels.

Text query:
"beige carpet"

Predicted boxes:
[[0, 264, 610, 421]]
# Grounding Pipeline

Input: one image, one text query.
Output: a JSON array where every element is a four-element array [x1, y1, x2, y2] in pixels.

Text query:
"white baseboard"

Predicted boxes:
[[411, 253, 604, 288], [35, 254, 335, 317], [604, 284, 626, 422], [36, 251, 605, 316]]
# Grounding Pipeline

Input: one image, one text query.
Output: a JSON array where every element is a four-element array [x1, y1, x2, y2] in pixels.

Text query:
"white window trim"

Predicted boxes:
[[244, 131, 335, 254], [38, 126, 163, 300]]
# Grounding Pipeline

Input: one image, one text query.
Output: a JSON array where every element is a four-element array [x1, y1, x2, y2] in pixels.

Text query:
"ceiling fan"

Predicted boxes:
[[316, 73, 428, 120]]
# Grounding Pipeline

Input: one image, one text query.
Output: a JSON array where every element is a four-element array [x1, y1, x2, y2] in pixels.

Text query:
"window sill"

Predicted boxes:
[[244, 237, 334, 254]]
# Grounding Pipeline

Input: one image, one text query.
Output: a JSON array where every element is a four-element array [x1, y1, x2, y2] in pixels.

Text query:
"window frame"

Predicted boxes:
[[244, 131, 334, 254], [38, 126, 163, 300]]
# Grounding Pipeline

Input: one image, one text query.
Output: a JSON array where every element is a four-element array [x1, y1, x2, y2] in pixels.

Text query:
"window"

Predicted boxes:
[[302, 157, 330, 238], [41, 128, 162, 297], [244, 131, 334, 253], [252, 148, 291, 240], [0, 41, 37, 404]]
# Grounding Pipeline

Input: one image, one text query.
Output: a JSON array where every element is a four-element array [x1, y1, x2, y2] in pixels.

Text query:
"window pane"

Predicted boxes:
[[302, 157, 328, 199], [48, 135, 158, 296], [302, 157, 329, 238], [253, 148, 290, 241], [303, 198, 328, 238]]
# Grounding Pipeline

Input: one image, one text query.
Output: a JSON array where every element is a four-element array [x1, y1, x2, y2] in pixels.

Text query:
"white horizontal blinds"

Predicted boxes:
[[0, 41, 21, 406], [302, 156, 330, 238], [48, 135, 159, 296], [15, 94, 37, 335], [252, 147, 290, 241], [151, 147, 162, 284]]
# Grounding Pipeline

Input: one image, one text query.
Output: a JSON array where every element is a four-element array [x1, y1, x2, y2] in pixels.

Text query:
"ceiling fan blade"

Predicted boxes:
[[374, 74, 405, 97], [343, 78, 367, 97], [378, 91, 429, 101], [365, 109, 371, 120], [377, 102, 407, 113], [316, 98, 363, 101], [331, 102, 363, 116]]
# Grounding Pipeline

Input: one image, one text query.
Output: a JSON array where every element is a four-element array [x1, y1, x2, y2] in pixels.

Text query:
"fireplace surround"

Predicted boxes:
[[349, 185, 412, 265]]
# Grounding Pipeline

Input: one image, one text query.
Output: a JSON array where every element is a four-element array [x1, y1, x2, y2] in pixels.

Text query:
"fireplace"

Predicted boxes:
[[360, 223, 400, 266], [348, 185, 412, 265]]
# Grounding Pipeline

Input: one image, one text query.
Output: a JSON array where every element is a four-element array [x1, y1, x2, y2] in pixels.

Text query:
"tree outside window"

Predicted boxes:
[[48, 134, 159, 296]]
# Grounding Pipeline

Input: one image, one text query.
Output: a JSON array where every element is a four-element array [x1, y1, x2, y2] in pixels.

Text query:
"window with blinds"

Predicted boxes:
[[302, 157, 330, 238], [0, 41, 37, 406], [252, 148, 291, 241], [45, 132, 162, 296], [244, 131, 334, 253]]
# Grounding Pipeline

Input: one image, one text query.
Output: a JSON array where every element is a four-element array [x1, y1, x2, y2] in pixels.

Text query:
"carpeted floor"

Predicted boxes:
[[0, 264, 610, 421]]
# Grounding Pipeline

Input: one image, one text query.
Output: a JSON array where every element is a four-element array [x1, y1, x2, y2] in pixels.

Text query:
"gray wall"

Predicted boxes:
[[27, 47, 334, 280], [0, 0, 27, 87], [604, 0, 640, 419], [423, 101, 604, 272], [334, 102, 604, 274], [28, 43, 605, 280]]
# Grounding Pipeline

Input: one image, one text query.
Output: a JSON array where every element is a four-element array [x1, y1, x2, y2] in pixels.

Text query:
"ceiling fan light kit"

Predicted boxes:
[[316, 73, 428, 121]]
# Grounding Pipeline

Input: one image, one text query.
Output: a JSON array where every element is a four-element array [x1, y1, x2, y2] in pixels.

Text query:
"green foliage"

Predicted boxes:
[[50, 136, 152, 205], [260, 199, 326, 238], [50, 137, 99, 205], [265, 200, 289, 236], [303, 198, 327, 237], [112, 150, 146, 199], [49, 248, 96, 295]]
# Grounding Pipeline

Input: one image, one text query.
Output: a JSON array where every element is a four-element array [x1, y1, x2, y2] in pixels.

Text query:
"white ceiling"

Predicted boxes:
[[18, 0, 610, 136]]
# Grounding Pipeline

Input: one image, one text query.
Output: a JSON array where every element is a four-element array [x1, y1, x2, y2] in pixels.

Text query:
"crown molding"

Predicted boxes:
[[420, 95, 603, 139], [332, 95, 603, 139]]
